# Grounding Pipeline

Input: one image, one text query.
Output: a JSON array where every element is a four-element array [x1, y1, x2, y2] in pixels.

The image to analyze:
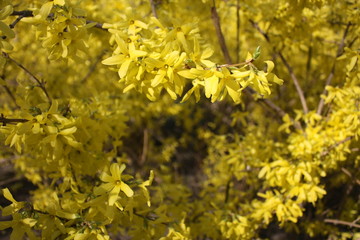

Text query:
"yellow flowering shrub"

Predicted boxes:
[[0, 0, 359, 239]]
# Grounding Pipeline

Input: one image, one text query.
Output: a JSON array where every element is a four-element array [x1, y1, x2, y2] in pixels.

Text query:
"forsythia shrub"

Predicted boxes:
[[0, 0, 359, 239]]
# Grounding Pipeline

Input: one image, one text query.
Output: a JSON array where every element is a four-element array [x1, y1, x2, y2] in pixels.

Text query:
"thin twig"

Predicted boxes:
[[250, 20, 309, 114], [11, 10, 33, 17], [245, 86, 302, 130], [211, 0, 232, 64], [85, 20, 107, 31], [139, 129, 149, 165], [11, 10, 105, 31], [210, 7, 296, 128], [9, 15, 24, 29], [80, 51, 106, 83], [236, 0, 240, 63], [149, 0, 158, 18], [0, 176, 22, 187], [2, 85, 19, 109], [217, 61, 248, 68], [3, 52, 52, 103], [0, 114, 28, 126], [320, 136, 353, 157], [341, 167, 360, 185], [324, 219, 360, 229], [316, 22, 351, 115]]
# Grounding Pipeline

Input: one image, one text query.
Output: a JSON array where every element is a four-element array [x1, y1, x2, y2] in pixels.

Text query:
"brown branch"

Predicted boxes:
[[316, 22, 351, 115], [236, 0, 240, 63], [9, 15, 25, 29], [320, 136, 353, 157], [80, 50, 106, 83], [325, 219, 360, 229], [139, 129, 149, 166], [11, 10, 33, 17], [209, 6, 296, 128], [3, 52, 52, 103], [211, 0, 232, 64], [0, 114, 29, 126], [250, 20, 309, 114], [149, 0, 158, 19], [0, 176, 22, 187], [85, 20, 106, 31], [11, 9, 105, 31], [2, 85, 19, 109], [341, 167, 360, 186]]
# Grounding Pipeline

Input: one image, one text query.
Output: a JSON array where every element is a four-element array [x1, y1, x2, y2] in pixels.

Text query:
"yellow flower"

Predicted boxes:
[[102, 34, 147, 78], [94, 163, 134, 206]]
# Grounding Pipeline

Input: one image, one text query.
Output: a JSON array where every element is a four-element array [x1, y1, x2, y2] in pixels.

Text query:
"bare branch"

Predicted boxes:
[[250, 20, 309, 114], [11, 10, 33, 17], [317, 22, 351, 115], [11, 9, 106, 31], [3, 52, 52, 103], [341, 167, 360, 185], [80, 50, 106, 83], [149, 0, 158, 19], [140, 129, 149, 165], [208, 5, 295, 127], [320, 136, 353, 157], [9, 15, 25, 29], [0, 114, 28, 126], [236, 0, 240, 63], [325, 219, 360, 229], [211, 0, 232, 64]]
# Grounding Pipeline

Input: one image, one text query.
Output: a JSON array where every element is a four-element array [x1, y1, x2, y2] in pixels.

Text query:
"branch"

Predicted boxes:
[[85, 20, 107, 31], [11, 10, 33, 17], [3, 52, 52, 103], [211, 0, 232, 64], [149, 0, 158, 19], [11, 9, 106, 31], [2, 85, 19, 109], [209, 6, 295, 127], [139, 128, 149, 165], [325, 219, 360, 229], [0, 114, 28, 126], [320, 136, 353, 157], [0, 176, 22, 187], [341, 167, 360, 186], [236, 0, 240, 63], [1, 73, 19, 108], [316, 22, 351, 115], [250, 20, 309, 114], [80, 50, 106, 83], [9, 16, 25, 29]]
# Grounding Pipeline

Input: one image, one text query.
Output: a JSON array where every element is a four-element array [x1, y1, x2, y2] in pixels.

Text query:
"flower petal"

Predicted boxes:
[[120, 183, 134, 197], [108, 185, 121, 206]]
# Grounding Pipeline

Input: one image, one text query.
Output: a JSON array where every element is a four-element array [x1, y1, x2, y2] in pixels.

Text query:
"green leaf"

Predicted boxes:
[[253, 46, 261, 60]]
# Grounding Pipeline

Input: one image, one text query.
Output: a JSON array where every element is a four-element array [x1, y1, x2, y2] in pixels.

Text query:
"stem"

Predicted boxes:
[[2, 85, 19, 109], [325, 219, 360, 229], [0, 114, 29, 126], [236, 0, 240, 63], [80, 50, 106, 83], [224, 179, 231, 203], [9, 16, 24, 29], [11, 10, 33, 17], [11, 10, 105, 31], [207, 3, 296, 128], [211, 0, 232, 64], [3, 52, 52, 104], [316, 22, 351, 115], [250, 20, 309, 114], [149, 0, 158, 19], [140, 128, 149, 165], [320, 136, 353, 157]]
